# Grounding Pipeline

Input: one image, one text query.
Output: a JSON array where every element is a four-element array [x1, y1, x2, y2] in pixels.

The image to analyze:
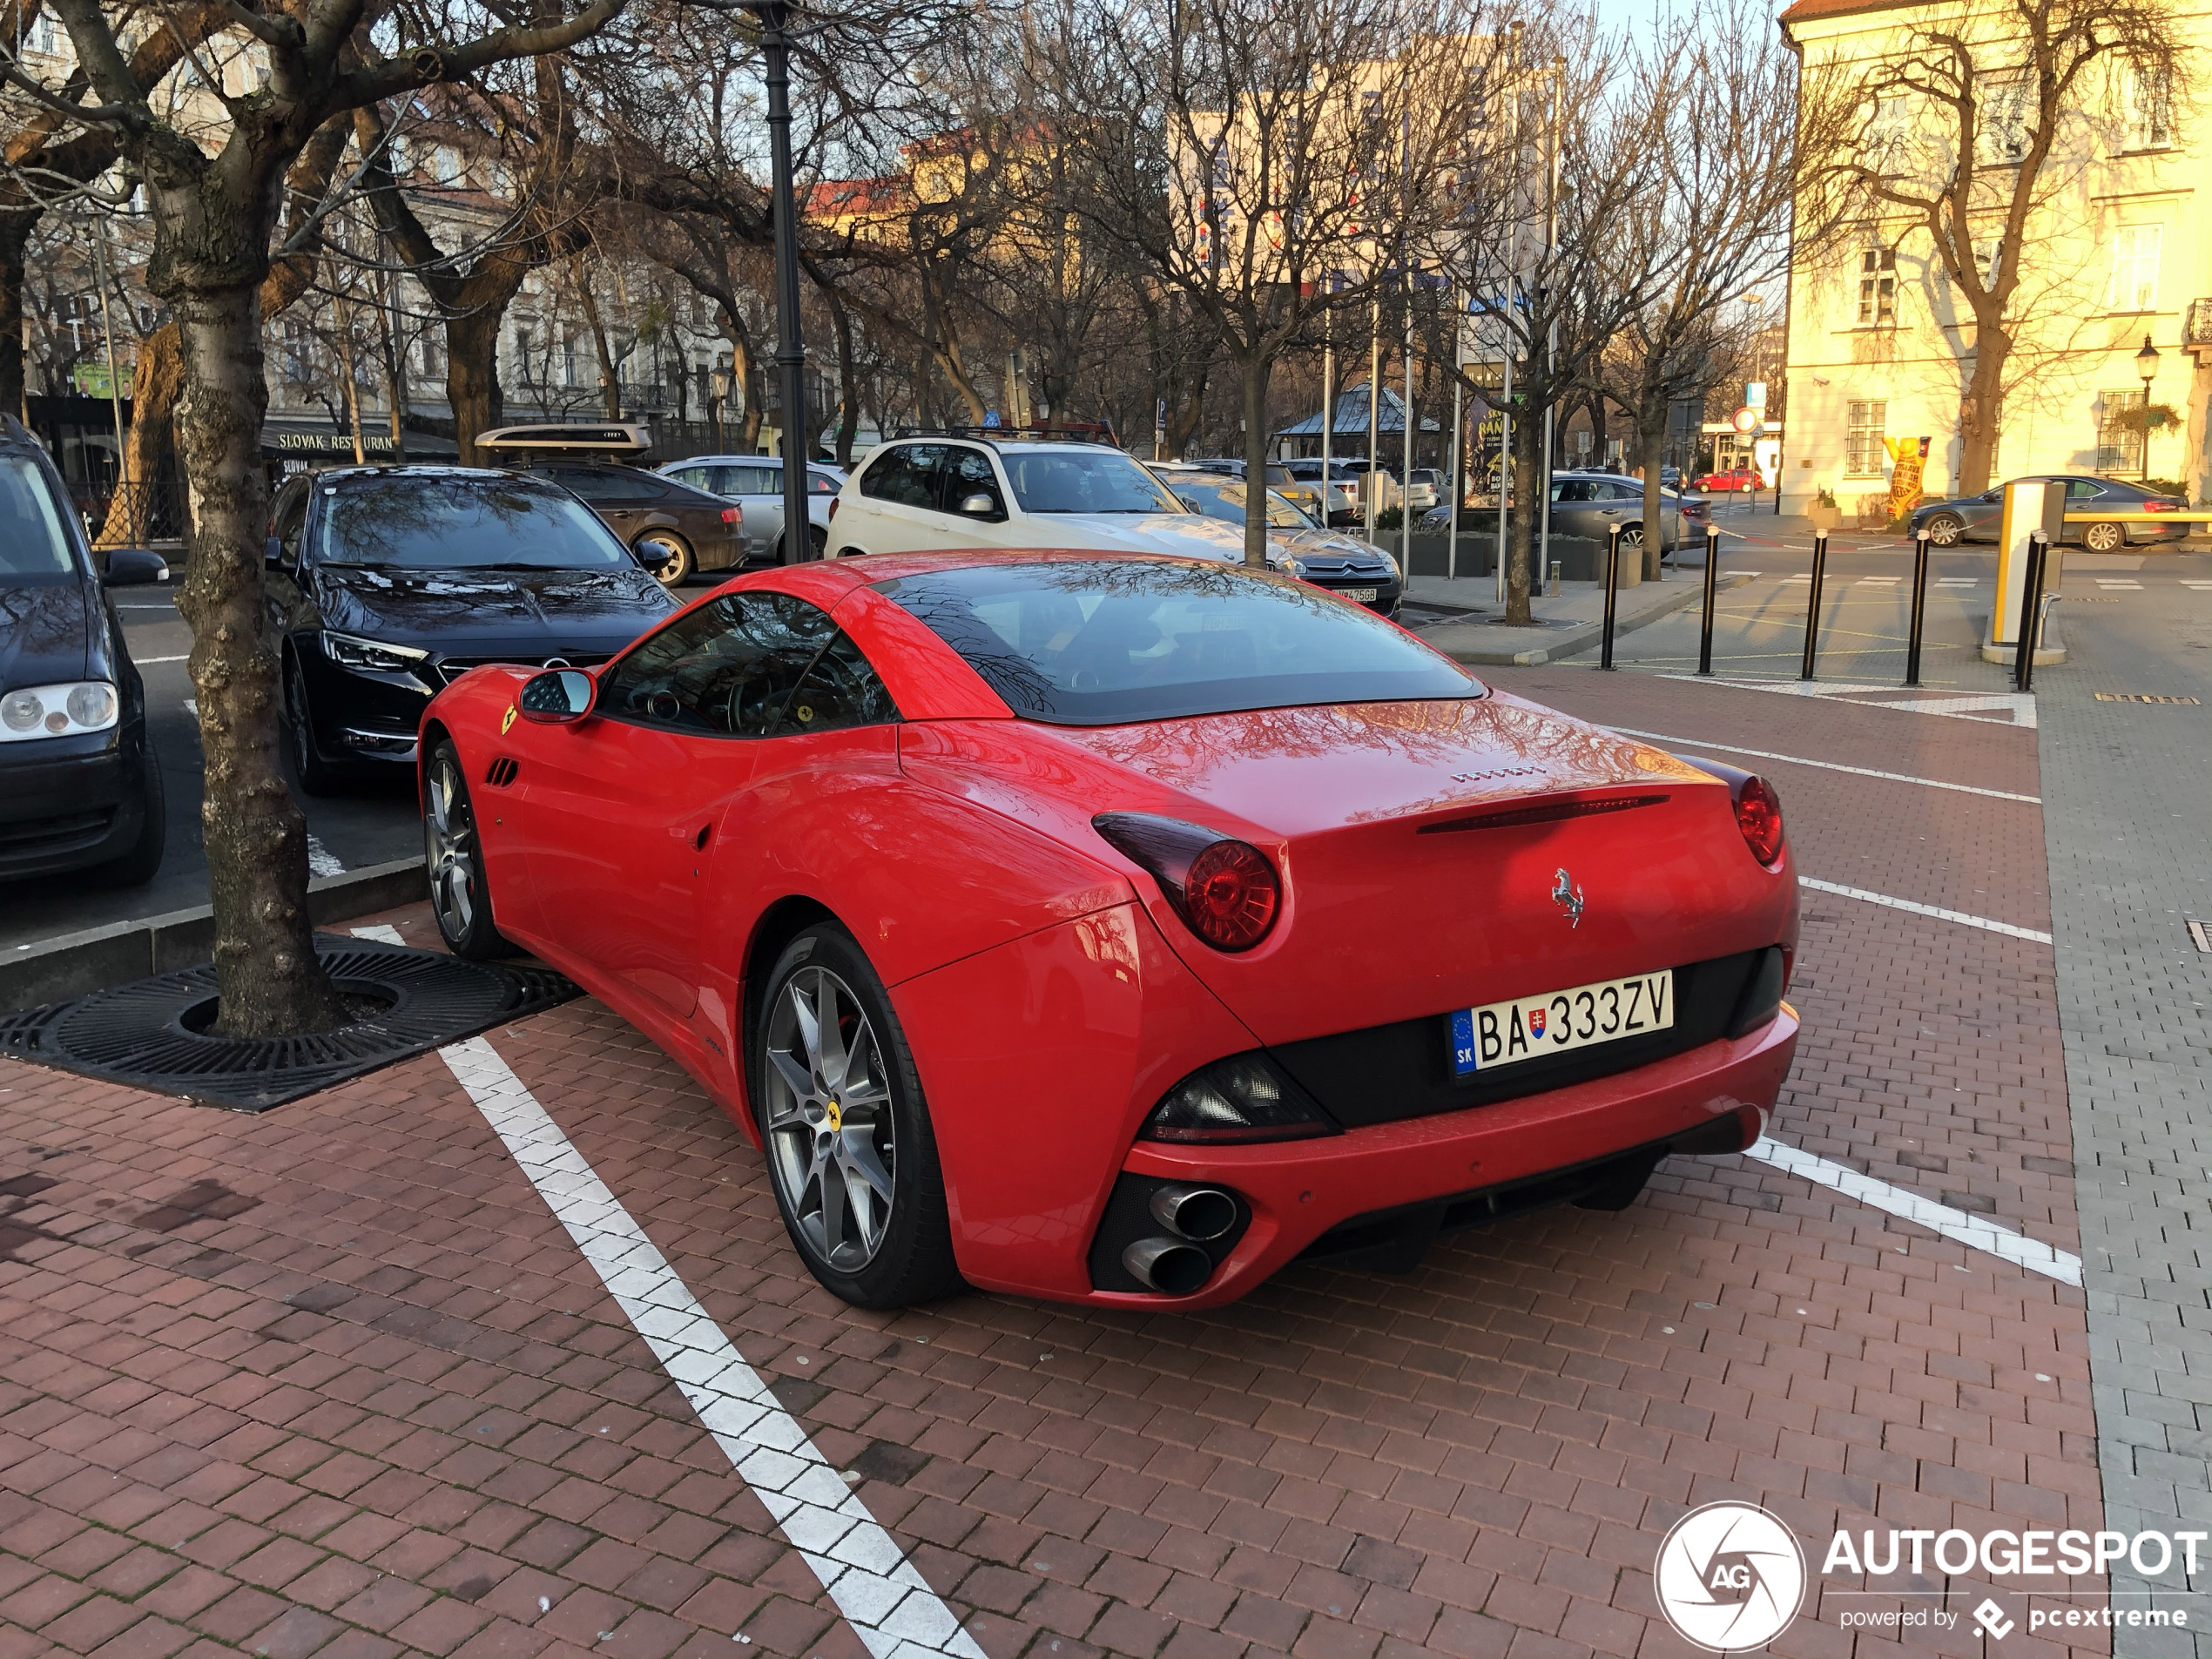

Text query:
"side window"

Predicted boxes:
[[2066, 479, 2106, 500], [941, 448, 1006, 517], [273, 482, 310, 562], [1554, 481, 1597, 503], [860, 444, 949, 509], [667, 468, 709, 490], [730, 464, 779, 496], [807, 471, 839, 495], [772, 631, 900, 737], [557, 469, 644, 502], [601, 591, 836, 737]]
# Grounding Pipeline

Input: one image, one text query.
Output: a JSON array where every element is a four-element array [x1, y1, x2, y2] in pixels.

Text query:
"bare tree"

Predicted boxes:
[[1794, 0, 2184, 494], [38, 0, 622, 1035]]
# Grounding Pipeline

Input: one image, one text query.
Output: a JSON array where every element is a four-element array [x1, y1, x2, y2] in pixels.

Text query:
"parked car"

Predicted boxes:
[[1693, 466, 1761, 494], [1178, 458, 1334, 528], [1152, 463, 1402, 614], [824, 435, 1401, 615], [1545, 472, 1687, 553], [477, 423, 745, 587], [1909, 475, 2188, 550], [1278, 458, 1365, 525], [1404, 469, 1443, 512], [420, 550, 1800, 1308], [0, 415, 165, 885], [266, 465, 678, 792], [1659, 465, 1683, 489], [659, 454, 844, 563]]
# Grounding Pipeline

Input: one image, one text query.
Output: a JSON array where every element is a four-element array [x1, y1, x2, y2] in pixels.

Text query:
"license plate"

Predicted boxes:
[[1449, 969, 1674, 1076], [1337, 586, 1378, 603]]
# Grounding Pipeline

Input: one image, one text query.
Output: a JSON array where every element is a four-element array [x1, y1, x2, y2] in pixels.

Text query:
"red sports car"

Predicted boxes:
[[1694, 467, 1762, 493], [419, 552, 1800, 1310]]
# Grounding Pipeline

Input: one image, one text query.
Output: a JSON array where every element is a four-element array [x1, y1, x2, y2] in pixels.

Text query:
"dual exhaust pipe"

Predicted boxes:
[[1121, 1184, 1238, 1296]]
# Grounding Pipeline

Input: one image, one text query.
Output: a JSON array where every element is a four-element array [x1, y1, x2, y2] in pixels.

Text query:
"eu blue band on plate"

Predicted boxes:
[[1450, 1008, 1478, 1077]]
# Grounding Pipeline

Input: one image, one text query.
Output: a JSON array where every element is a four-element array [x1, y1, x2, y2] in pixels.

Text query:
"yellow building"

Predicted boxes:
[[1780, 0, 2206, 514]]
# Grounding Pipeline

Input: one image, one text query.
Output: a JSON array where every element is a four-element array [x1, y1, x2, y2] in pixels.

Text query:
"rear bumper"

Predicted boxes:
[[1042, 1007, 1797, 1310]]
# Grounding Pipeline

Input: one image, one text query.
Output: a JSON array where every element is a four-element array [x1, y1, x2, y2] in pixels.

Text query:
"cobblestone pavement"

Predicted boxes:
[[2031, 573, 2212, 1656], [0, 671, 2119, 1659]]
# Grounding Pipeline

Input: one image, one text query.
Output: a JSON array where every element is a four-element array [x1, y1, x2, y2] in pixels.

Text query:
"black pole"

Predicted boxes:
[[759, 2, 813, 562], [1601, 522, 1622, 671], [1698, 523, 1719, 675], [1798, 529, 1828, 681], [1904, 527, 1931, 687], [2015, 531, 2047, 691]]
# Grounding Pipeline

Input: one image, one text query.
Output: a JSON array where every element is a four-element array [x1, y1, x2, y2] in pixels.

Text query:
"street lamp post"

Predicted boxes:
[[2134, 334, 2160, 485], [746, 0, 813, 561]]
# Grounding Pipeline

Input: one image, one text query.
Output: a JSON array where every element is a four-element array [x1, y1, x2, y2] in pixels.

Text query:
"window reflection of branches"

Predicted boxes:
[[319, 475, 631, 570], [604, 592, 900, 738]]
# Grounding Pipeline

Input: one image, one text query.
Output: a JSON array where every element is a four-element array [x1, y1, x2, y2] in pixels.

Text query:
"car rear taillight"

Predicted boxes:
[[2147, 498, 2180, 512], [1735, 776, 1784, 866], [722, 506, 742, 525], [827, 497, 839, 521], [1093, 813, 1281, 951]]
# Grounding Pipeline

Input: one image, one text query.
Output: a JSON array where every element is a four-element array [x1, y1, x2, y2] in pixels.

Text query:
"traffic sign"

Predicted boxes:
[[983, 409, 1001, 428], [1746, 381, 1768, 408], [1731, 407, 1758, 434]]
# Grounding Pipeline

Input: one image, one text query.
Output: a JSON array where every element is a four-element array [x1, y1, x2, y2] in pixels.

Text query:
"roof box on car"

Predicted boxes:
[[477, 421, 653, 459]]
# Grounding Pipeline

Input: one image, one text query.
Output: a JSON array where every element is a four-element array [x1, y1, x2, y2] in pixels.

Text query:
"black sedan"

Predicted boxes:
[[267, 466, 678, 793], [525, 461, 745, 585], [1911, 475, 2188, 550], [0, 415, 167, 884]]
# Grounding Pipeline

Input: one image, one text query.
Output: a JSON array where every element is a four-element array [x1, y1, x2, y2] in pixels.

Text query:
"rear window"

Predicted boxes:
[[880, 559, 1479, 725]]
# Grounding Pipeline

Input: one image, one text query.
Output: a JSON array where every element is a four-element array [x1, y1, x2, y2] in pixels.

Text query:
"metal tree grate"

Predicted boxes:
[[0, 935, 577, 1111]]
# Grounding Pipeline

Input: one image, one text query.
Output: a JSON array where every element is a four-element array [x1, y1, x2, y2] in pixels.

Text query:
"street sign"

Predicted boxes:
[[1731, 407, 1758, 434], [1746, 381, 1768, 408], [1155, 398, 1166, 435], [982, 409, 1001, 428]]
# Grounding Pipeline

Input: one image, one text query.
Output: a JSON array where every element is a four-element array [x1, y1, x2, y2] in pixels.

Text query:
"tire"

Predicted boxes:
[[752, 923, 962, 1308], [423, 740, 513, 961], [1924, 512, 1966, 548], [2082, 520, 2123, 553], [637, 530, 695, 586], [1618, 523, 1646, 551], [808, 524, 828, 558], [287, 653, 340, 797], [93, 743, 165, 887]]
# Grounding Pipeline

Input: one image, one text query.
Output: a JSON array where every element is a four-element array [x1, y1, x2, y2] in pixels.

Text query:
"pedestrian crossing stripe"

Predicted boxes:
[[1857, 577, 1902, 584], [2183, 581, 2212, 590], [2095, 580, 2143, 588]]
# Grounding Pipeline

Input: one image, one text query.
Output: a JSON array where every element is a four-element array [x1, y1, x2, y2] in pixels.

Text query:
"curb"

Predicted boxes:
[[1430, 572, 1753, 666], [1, 858, 424, 1013]]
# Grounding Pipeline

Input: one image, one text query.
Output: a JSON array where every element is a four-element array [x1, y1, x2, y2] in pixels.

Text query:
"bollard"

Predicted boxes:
[[2015, 530, 2047, 691], [1698, 523, 1720, 675], [1798, 529, 1829, 681], [1905, 528, 1932, 687], [1601, 522, 1622, 671]]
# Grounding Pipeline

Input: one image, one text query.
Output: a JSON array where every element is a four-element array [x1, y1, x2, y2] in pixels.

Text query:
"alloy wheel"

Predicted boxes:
[[1926, 515, 1964, 547], [423, 752, 479, 941], [762, 966, 896, 1271], [2084, 522, 2122, 552]]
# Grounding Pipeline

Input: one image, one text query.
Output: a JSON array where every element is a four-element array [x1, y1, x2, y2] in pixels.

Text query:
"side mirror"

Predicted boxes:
[[518, 667, 595, 725], [958, 492, 999, 516], [265, 536, 287, 570], [102, 548, 168, 588]]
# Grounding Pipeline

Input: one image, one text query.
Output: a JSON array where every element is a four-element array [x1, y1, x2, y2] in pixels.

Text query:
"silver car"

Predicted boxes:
[[659, 455, 846, 563]]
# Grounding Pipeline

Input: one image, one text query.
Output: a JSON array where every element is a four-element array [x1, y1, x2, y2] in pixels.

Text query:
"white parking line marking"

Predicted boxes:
[[1855, 576, 1902, 585], [135, 654, 187, 664], [307, 836, 344, 879], [1936, 578, 1979, 586], [2095, 580, 2144, 590], [1607, 728, 2040, 802], [1655, 676, 2040, 728], [1799, 876, 2053, 943], [1744, 1136, 2080, 1285], [2183, 581, 2212, 590], [116, 603, 179, 610], [440, 1036, 989, 1659]]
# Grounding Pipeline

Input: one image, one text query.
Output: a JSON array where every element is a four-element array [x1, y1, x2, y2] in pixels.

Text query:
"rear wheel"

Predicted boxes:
[[1618, 523, 1646, 550], [424, 741, 511, 960], [637, 530, 695, 586], [754, 923, 961, 1308], [1924, 512, 1966, 547], [2082, 520, 2124, 553], [808, 524, 828, 558]]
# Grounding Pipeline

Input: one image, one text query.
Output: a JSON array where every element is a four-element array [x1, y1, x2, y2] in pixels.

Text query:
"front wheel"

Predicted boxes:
[[637, 530, 695, 586], [94, 745, 165, 887], [754, 923, 961, 1308], [2082, 520, 2124, 553], [424, 741, 511, 960], [1924, 512, 1965, 548], [287, 655, 339, 797]]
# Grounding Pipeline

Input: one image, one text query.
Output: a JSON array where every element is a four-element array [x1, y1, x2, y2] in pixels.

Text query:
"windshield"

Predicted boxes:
[[1001, 450, 1182, 515], [1169, 478, 1312, 530], [318, 475, 633, 570], [883, 559, 1478, 725], [0, 455, 76, 577]]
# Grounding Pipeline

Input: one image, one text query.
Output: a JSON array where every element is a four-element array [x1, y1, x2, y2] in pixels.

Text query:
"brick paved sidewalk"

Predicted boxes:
[[1, 672, 2106, 1659]]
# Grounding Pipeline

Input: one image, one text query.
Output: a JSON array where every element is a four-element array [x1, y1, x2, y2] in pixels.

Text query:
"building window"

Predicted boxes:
[[561, 333, 583, 388], [512, 327, 533, 384], [2107, 225, 2161, 310], [2123, 60, 2172, 151], [1845, 401, 1887, 475], [2098, 389, 2144, 473], [1977, 74, 2031, 165], [1856, 248, 1896, 326]]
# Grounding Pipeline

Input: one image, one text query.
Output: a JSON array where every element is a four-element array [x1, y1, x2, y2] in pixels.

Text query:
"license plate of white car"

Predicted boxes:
[[1337, 587, 1377, 603], [1448, 969, 1674, 1076]]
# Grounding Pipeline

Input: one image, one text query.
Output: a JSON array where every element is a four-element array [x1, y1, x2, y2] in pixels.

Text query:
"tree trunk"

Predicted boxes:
[[830, 290, 860, 469], [1238, 354, 1271, 569], [447, 310, 507, 467], [1505, 415, 1538, 624], [1640, 396, 1667, 583], [1956, 315, 2007, 495], [0, 215, 29, 420], [172, 280, 346, 1036]]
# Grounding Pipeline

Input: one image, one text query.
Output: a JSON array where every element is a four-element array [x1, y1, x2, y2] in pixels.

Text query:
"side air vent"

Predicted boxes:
[[483, 757, 520, 787]]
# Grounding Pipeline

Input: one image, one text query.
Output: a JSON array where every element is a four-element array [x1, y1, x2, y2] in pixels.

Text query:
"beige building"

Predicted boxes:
[[1779, 0, 2209, 513]]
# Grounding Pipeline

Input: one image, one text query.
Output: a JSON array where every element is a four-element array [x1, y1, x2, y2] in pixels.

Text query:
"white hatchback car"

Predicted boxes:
[[826, 436, 1268, 566]]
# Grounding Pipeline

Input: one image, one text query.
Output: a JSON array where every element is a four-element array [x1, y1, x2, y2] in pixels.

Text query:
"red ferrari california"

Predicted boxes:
[[419, 551, 1799, 1310]]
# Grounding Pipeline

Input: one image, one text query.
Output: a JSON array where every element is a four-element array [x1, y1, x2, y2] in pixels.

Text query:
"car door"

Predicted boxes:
[[851, 443, 954, 554], [715, 462, 783, 560], [939, 446, 1008, 543], [2060, 478, 2108, 543], [508, 590, 833, 1029], [1548, 478, 1603, 539]]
